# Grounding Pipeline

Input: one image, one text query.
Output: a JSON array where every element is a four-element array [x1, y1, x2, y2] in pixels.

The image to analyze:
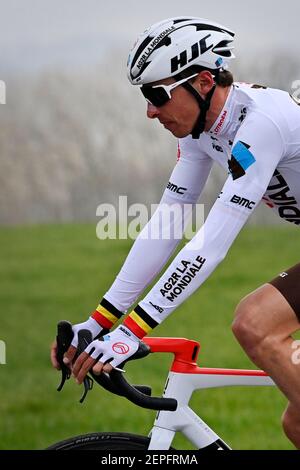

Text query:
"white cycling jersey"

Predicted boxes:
[[104, 83, 300, 336]]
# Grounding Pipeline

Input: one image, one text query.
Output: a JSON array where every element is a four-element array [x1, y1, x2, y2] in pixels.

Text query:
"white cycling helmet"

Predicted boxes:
[[127, 17, 235, 85], [127, 17, 235, 138]]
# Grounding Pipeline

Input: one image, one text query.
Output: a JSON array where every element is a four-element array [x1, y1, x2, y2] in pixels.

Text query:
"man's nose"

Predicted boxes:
[[147, 102, 160, 119]]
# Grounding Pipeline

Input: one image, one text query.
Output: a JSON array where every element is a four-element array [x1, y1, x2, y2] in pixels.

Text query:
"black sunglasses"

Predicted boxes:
[[140, 73, 198, 107]]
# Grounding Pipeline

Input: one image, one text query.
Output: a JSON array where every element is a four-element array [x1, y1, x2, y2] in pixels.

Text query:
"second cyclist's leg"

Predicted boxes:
[[282, 402, 300, 447], [232, 264, 300, 448]]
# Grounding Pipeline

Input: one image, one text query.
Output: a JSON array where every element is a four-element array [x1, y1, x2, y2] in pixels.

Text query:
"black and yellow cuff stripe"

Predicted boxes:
[[92, 298, 123, 329], [124, 304, 159, 338]]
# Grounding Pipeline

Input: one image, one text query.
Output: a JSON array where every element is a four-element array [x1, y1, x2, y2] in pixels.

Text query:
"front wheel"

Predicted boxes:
[[47, 432, 152, 450]]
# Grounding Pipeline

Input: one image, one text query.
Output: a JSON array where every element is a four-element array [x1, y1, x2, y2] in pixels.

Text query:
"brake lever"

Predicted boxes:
[[79, 375, 94, 403], [77, 329, 94, 404], [56, 321, 74, 392], [78, 327, 110, 403]]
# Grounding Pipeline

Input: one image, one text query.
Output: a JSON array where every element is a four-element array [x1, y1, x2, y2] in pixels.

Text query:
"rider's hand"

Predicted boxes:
[[50, 317, 105, 370], [72, 325, 139, 384], [51, 340, 61, 370]]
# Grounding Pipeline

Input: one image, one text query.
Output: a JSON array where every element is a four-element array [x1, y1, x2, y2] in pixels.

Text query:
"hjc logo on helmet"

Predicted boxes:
[[170, 34, 214, 73]]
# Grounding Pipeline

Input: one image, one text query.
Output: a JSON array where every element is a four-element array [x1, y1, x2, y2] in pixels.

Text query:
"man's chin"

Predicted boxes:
[[168, 127, 190, 138]]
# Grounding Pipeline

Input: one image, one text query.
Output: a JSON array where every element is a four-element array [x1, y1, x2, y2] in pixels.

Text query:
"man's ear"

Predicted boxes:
[[194, 71, 215, 94]]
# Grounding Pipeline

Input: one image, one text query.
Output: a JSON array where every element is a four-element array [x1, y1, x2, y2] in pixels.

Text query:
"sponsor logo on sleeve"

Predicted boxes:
[[160, 256, 206, 302], [149, 302, 164, 313], [265, 170, 300, 225], [230, 194, 255, 210], [228, 141, 256, 180], [167, 181, 187, 195]]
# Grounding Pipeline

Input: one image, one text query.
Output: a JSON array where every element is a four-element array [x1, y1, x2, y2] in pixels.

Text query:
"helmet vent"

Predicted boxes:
[[213, 40, 234, 57], [194, 24, 235, 37]]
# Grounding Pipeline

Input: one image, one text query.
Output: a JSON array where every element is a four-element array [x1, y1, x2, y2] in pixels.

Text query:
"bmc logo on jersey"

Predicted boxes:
[[230, 194, 255, 210], [171, 34, 213, 73], [167, 181, 187, 195]]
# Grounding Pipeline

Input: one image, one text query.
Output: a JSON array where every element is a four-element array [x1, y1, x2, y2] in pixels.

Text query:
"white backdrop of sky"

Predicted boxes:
[[1, 0, 299, 73]]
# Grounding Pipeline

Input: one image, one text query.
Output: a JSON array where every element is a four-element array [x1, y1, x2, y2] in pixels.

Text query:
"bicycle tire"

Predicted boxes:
[[47, 432, 153, 450]]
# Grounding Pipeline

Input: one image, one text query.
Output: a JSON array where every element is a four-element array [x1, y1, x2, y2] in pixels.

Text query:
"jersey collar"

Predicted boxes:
[[207, 85, 234, 137]]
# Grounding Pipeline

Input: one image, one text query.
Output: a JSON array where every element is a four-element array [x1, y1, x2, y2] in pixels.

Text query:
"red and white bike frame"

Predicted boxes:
[[143, 338, 275, 450]]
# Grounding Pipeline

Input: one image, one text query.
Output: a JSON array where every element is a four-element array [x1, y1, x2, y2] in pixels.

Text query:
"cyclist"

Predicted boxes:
[[51, 17, 300, 447]]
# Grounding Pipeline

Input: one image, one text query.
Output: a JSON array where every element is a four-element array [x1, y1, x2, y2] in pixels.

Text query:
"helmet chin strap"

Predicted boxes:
[[181, 82, 216, 138]]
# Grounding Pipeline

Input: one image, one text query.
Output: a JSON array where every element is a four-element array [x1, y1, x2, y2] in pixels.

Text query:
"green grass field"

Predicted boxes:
[[0, 223, 299, 450]]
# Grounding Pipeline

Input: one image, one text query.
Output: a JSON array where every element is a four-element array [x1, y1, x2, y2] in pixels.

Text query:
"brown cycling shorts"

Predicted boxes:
[[269, 263, 300, 322]]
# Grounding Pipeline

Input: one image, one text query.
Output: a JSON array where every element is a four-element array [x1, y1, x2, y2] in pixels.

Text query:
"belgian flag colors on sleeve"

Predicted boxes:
[[123, 304, 159, 339], [92, 298, 124, 329]]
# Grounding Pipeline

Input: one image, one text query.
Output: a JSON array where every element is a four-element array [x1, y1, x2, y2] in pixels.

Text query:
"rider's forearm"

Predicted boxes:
[[123, 200, 250, 338], [103, 199, 193, 313]]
